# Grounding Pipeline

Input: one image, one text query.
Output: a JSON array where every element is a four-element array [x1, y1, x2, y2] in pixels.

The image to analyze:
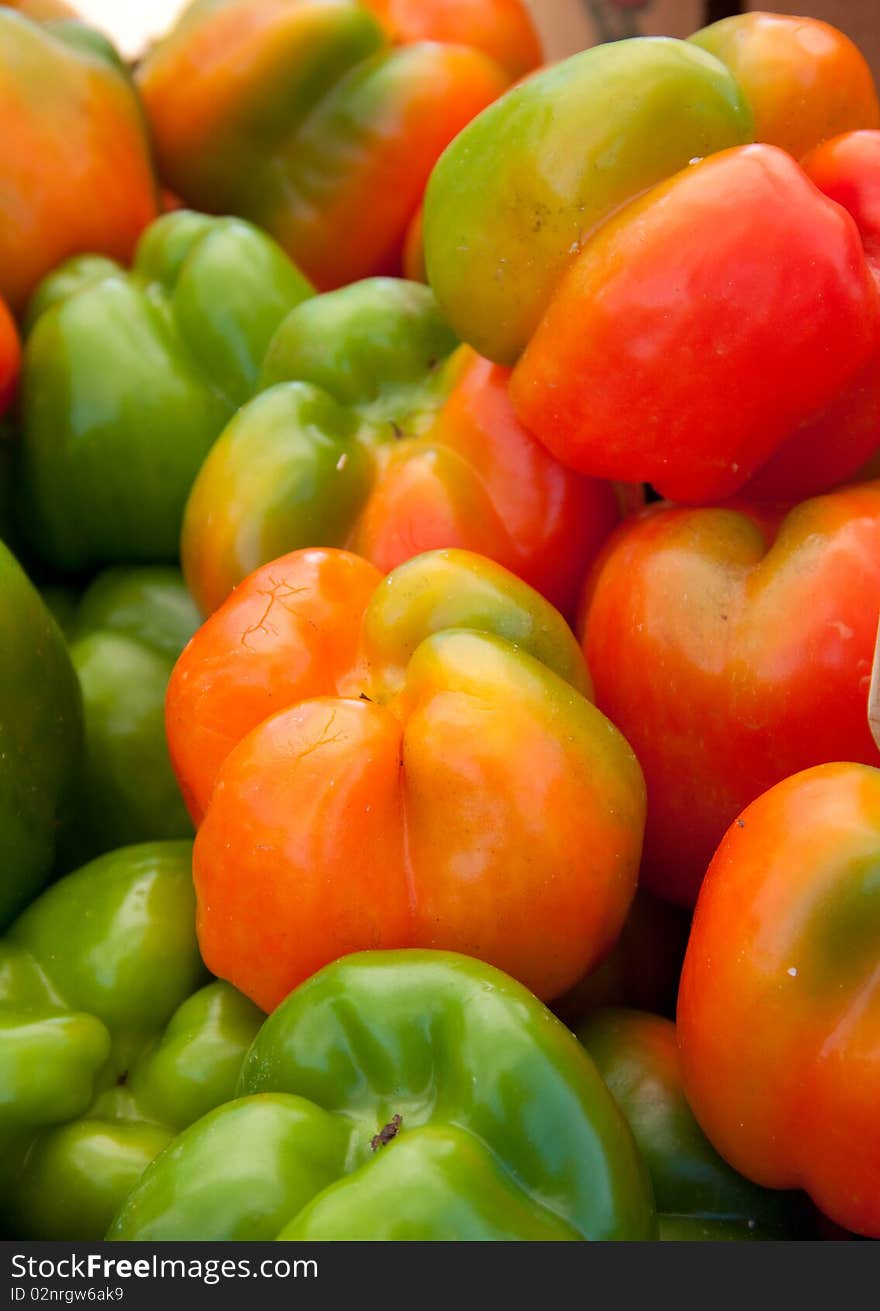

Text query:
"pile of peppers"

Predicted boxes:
[[1, 0, 879, 1244]]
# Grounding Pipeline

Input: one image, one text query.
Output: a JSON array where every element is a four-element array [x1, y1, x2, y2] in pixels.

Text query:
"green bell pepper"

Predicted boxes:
[[0, 841, 263, 1240], [16, 210, 314, 573], [109, 951, 656, 1241], [181, 276, 457, 615], [56, 566, 201, 870], [576, 1009, 814, 1240], [0, 539, 82, 926]]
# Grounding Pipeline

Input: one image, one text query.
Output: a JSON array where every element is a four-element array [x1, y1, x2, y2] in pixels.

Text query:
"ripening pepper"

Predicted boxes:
[[509, 142, 880, 504], [181, 277, 620, 619], [579, 482, 880, 907], [688, 12, 880, 161], [578, 1009, 813, 1240], [425, 30, 880, 504], [678, 763, 880, 1239], [0, 540, 82, 927], [359, 0, 541, 79], [748, 128, 880, 502], [804, 130, 880, 264], [0, 842, 263, 1240], [108, 951, 656, 1241], [424, 37, 754, 367], [16, 210, 313, 573], [166, 547, 646, 1012], [0, 9, 157, 314], [55, 567, 202, 872], [136, 0, 538, 292]]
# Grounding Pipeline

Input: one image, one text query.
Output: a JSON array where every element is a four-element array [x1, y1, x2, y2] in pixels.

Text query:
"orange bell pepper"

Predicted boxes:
[[678, 762, 880, 1238], [689, 11, 879, 162], [166, 547, 646, 1011], [0, 9, 157, 313]]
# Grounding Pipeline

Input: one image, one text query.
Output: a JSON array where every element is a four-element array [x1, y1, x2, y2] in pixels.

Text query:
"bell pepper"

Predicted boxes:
[[54, 567, 202, 872], [688, 12, 880, 161], [136, 0, 536, 292], [424, 28, 880, 504], [0, 841, 263, 1240], [0, 540, 82, 927], [510, 143, 880, 504], [578, 1009, 813, 1240], [678, 763, 880, 1239], [16, 210, 313, 573], [0, 10, 157, 314], [579, 482, 880, 907], [181, 277, 620, 619], [360, 0, 541, 80], [794, 131, 880, 498], [423, 37, 754, 367], [720, 130, 880, 503], [166, 547, 646, 1011], [108, 950, 656, 1241], [804, 130, 880, 263]]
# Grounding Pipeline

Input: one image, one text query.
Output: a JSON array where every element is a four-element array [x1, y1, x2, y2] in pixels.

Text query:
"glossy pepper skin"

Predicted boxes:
[[804, 130, 880, 261], [727, 130, 880, 503], [55, 568, 202, 872], [689, 12, 880, 161], [423, 37, 754, 366], [795, 131, 880, 497], [579, 483, 880, 907], [166, 547, 646, 1011], [136, 0, 534, 292], [182, 277, 620, 620], [678, 764, 880, 1239], [0, 11, 157, 314], [16, 210, 313, 573], [0, 842, 263, 1240], [511, 143, 880, 505], [360, 0, 541, 80], [0, 540, 82, 927], [426, 26, 880, 504], [578, 1010, 813, 1241], [108, 951, 656, 1241]]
